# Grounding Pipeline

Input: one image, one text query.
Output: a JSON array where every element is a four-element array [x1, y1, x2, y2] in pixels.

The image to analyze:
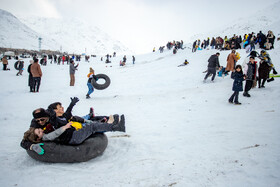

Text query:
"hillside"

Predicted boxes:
[[0, 9, 60, 50], [0, 9, 130, 54], [18, 16, 131, 54]]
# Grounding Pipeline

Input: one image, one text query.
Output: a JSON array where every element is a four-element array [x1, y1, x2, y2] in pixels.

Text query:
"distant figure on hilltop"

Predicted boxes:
[[132, 56, 135, 64]]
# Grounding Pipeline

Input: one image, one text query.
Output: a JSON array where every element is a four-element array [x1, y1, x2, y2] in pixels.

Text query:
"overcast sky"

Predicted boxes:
[[1, 0, 279, 53]]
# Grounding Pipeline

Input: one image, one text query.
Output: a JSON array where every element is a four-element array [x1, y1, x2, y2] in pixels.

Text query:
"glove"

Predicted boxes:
[[70, 97, 79, 106], [32, 143, 44, 155]]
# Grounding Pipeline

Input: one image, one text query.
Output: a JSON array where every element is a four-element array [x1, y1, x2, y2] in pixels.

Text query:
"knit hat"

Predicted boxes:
[[89, 67, 94, 73], [33, 108, 49, 119]]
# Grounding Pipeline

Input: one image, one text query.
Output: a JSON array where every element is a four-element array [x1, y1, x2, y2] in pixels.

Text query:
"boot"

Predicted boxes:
[[234, 101, 242, 105], [86, 94, 90, 99], [112, 115, 125, 132], [243, 92, 251, 97]]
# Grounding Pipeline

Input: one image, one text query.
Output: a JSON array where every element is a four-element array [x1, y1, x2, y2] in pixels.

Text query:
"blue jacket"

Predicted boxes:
[[231, 71, 244, 92]]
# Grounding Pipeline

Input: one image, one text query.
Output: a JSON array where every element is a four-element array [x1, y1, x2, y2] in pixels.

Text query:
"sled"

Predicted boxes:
[[269, 74, 280, 78]]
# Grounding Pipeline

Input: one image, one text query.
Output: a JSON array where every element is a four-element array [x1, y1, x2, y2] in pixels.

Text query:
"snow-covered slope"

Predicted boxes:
[[0, 9, 60, 50], [18, 16, 131, 54], [0, 40, 280, 187], [0, 9, 130, 54]]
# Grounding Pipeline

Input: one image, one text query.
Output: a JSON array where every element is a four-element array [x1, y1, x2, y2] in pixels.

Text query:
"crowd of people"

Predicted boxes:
[[156, 40, 185, 54], [203, 49, 277, 105], [192, 30, 276, 53]]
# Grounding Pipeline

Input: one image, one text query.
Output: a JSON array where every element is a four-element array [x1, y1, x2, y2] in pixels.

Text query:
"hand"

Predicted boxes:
[[32, 143, 44, 155], [63, 122, 72, 130], [70, 97, 79, 105]]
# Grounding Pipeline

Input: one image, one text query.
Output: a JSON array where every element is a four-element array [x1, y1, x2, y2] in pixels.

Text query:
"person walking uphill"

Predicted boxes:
[[86, 67, 98, 99], [69, 59, 79, 86], [225, 50, 238, 73], [203, 52, 221, 82], [228, 65, 245, 105], [30, 58, 42, 92]]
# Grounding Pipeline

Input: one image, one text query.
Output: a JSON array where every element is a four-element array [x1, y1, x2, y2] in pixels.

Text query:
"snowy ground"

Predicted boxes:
[[0, 43, 280, 187]]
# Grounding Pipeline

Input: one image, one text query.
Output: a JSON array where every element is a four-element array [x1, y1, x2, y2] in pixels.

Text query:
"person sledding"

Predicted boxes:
[[178, 59, 189, 67], [120, 55, 126, 66], [23, 115, 125, 148], [20, 97, 125, 155]]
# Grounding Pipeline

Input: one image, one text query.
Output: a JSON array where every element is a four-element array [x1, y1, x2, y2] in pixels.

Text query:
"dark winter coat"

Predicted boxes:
[[258, 53, 271, 79], [27, 64, 33, 87], [207, 54, 220, 68], [258, 61, 270, 79], [231, 71, 244, 91], [48, 102, 77, 144]]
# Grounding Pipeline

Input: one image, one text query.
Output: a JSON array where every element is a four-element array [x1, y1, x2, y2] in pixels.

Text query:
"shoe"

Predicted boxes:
[[234, 102, 242, 105], [261, 85, 265, 88], [267, 77, 274, 82], [243, 92, 251, 97], [86, 94, 90, 99], [89, 107, 94, 118], [228, 100, 233, 104]]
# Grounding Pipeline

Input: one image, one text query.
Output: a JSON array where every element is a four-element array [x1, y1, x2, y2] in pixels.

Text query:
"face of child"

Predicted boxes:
[[34, 128, 44, 139], [236, 67, 241, 72], [249, 58, 254, 63]]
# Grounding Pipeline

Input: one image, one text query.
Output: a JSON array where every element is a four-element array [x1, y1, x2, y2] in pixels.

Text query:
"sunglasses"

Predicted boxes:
[[36, 118, 47, 122]]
